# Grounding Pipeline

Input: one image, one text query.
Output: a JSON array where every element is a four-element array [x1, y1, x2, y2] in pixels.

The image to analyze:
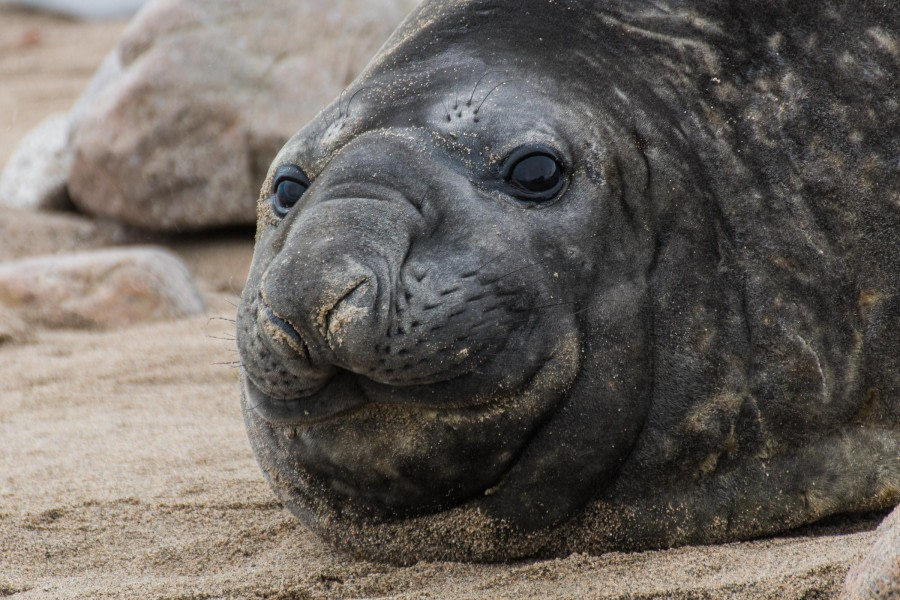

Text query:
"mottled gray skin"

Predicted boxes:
[[236, 0, 899, 562]]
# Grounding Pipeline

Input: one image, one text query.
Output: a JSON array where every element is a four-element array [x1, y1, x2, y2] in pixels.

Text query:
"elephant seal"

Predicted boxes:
[[236, 0, 899, 562]]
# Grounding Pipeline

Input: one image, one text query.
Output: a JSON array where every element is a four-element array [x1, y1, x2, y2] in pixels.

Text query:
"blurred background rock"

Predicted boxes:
[[0, 0, 146, 20], [1, 0, 419, 231]]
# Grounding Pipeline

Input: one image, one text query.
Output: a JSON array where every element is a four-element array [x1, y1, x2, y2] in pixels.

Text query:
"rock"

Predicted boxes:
[[840, 506, 900, 600], [0, 0, 147, 19], [0, 113, 73, 211], [67, 0, 418, 232], [0, 247, 204, 329], [0, 207, 131, 262], [0, 306, 31, 345]]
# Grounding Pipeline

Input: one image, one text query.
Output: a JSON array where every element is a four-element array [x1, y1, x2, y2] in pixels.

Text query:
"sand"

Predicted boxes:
[[0, 6, 885, 599]]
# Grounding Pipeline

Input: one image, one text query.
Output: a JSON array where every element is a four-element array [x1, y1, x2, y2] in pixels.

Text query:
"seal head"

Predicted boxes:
[[238, 62, 652, 527]]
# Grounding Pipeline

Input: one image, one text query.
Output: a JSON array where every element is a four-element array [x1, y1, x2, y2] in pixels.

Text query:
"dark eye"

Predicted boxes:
[[271, 164, 310, 218], [503, 147, 565, 201]]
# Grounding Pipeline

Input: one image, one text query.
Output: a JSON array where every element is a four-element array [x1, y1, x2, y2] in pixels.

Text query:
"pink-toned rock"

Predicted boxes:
[[841, 506, 900, 600], [0, 207, 131, 263], [67, 0, 417, 231], [0, 247, 204, 329]]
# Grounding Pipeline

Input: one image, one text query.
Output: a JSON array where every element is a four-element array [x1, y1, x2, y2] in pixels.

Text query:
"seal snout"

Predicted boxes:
[[258, 253, 383, 363]]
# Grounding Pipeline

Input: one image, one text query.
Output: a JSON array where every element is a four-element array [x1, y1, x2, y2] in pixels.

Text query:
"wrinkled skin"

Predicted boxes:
[[237, 0, 900, 562]]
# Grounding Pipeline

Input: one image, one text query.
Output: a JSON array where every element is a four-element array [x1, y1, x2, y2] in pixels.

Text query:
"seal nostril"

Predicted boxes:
[[321, 278, 374, 345], [262, 304, 306, 350]]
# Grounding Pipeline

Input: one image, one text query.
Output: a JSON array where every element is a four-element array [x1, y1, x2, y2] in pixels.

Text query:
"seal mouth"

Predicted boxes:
[[242, 352, 537, 426], [242, 271, 534, 420], [242, 372, 366, 425]]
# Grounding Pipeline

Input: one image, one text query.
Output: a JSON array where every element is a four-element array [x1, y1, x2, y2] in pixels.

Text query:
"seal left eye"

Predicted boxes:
[[502, 146, 566, 202], [271, 164, 310, 218]]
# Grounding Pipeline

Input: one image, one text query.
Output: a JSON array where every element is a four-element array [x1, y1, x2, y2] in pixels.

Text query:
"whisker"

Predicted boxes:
[[475, 81, 511, 113], [214, 360, 242, 367], [344, 85, 372, 118], [476, 248, 514, 272], [467, 70, 506, 106], [206, 334, 237, 342], [487, 256, 573, 283], [337, 88, 347, 118], [516, 300, 577, 312], [207, 316, 236, 324], [488, 261, 542, 283]]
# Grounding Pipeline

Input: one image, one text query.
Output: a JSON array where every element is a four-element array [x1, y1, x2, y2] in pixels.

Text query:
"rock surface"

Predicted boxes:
[[841, 506, 900, 600], [0, 306, 31, 344], [0, 0, 146, 19], [66, 0, 418, 231], [0, 112, 72, 211], [0, 207, 130, 262], [0, 247, 204, 328]]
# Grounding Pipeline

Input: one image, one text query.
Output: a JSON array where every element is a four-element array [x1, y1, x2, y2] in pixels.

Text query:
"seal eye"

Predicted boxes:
[[271, 164, 310, 218], [503, 147, 565, 202]]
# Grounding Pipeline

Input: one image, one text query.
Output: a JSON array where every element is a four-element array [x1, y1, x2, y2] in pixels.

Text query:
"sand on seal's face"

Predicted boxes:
[[0, 5, 887, 599]]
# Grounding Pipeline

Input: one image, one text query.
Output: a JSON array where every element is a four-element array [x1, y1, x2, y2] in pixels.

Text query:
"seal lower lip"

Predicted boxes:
[[243, 373, 365, 425]]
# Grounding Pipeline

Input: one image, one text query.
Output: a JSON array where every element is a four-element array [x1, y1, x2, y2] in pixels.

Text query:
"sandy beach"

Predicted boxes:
[[0, 6, 886, 598]]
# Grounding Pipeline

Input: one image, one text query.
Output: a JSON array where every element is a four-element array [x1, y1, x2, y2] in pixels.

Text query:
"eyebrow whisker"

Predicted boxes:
[[344, 85, 373, 118], [475, 81, 512, 113], [467, 70, 506, 106]]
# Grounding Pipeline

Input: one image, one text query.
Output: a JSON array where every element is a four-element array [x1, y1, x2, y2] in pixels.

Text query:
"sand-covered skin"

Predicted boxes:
[[0, 6, 888, 599]]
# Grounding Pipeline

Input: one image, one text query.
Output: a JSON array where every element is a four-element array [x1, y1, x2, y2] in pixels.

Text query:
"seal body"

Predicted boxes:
[[236, 0, 900, 562]]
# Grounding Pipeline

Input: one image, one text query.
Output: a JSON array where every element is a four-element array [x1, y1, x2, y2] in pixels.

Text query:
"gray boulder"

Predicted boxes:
[[66, 0, 418, 231]]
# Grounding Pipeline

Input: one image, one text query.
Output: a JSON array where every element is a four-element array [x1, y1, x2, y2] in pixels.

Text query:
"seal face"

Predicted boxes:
[[237, 0, 900, 562]]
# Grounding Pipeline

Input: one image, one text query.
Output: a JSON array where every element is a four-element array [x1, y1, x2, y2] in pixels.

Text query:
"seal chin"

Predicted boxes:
[[241, 333, 582, 520]]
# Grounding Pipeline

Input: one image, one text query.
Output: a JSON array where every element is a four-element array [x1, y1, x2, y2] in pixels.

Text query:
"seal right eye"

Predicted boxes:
[[271, 164, 310, 218], [501, 145, 566, 203]]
